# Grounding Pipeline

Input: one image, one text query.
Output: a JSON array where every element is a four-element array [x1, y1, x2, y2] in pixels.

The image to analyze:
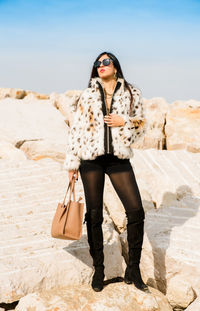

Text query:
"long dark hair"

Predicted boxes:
[[88, 51, 137, 115]]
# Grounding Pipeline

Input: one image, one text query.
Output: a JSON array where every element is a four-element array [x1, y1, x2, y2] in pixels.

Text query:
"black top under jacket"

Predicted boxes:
[[96, 80, 121, 155]]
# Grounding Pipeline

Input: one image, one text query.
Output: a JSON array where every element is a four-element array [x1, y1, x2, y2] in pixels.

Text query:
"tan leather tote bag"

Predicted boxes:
[[51, 177, 84, 240]]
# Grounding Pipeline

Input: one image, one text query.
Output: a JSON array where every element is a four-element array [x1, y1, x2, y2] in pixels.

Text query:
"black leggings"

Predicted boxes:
[[79, 153, 145, 268], [79, 153, 145, 217]]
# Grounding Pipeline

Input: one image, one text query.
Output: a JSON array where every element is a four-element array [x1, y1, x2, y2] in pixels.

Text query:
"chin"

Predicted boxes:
[[99, 73, 112, 79]]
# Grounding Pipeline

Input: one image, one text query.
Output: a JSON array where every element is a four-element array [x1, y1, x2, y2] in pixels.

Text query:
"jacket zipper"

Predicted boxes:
[[102, 83, 118, 154], [106, 104, 110, 153], [102, 87, 110, 153]]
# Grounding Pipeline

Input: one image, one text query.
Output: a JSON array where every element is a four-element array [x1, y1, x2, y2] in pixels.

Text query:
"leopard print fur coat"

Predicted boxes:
[[64, 77, 147, 171]]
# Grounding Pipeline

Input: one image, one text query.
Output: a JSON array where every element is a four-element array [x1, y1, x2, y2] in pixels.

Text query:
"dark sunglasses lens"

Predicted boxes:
[[103, 58, 111, 66], [94, 60, 101, 68]]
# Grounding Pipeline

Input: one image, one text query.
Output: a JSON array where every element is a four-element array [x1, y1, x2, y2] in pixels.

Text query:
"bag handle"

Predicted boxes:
[[61, 178, 83, 234], [59, 179, 75, 222], [62, 176, 83, 205], [62, 177, 75, 205]]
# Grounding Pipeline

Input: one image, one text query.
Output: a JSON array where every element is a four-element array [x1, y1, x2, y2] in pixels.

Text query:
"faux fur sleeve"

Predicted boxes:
[[63, 93, 85, 171], [119, 88, 147, 147]]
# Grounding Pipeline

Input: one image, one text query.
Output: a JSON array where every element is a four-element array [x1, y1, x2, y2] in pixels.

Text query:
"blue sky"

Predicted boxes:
[[0, 0, 200, 102]]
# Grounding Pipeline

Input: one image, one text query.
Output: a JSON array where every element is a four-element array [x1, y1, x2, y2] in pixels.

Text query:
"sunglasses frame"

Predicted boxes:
[[94, 58, 112, 68]]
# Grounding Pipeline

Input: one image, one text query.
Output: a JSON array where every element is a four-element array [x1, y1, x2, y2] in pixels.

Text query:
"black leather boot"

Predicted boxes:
[[124, 261, 149, 292], [84, 209, 105, 292], [91, 265, 105, 292], [124, 209, 150, 293]]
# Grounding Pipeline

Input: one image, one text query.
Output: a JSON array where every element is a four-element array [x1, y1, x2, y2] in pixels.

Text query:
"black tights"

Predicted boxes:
[[79, 154, 144, 215], [79, 154, 145, 268]]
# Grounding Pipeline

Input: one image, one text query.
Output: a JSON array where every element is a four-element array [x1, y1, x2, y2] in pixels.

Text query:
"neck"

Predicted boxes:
[[101, 77, 117, 93]]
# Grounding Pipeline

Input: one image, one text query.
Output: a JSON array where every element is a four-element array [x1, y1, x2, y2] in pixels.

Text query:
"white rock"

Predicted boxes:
[[15, 283, 173, 311], [24, 90, 49, 100], [0, 158, 126, 303], [166, 276, 197, 309], [0, 98, 67, 145], [0, 141, 27, 160], [19, 139, 66, 162], [15, 293, 46, 311], [50, 90, 82, 126], [131, 149, 200, 207], [0, 87, 26, 99], [116, 149, 200, 309], [142, 97, 169, 150], [165, 99, 200, 152], [185, 296, 200, 311]]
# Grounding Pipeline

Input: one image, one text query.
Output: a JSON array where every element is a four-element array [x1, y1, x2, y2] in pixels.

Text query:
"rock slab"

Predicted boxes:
[[15, 282, 173, 311], [0, 158, 125, 303]]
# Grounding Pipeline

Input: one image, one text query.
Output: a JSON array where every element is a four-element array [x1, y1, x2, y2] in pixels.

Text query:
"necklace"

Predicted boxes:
[[105, 93, 111, 99], [104, 91, 113, 112], [105, 89, 113, 96], [102, 81, 117, 97]]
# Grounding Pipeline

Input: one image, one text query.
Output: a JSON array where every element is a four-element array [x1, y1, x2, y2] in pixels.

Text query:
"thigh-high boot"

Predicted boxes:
[[124, 208, 150, 293], [84, 209, 105, 291]]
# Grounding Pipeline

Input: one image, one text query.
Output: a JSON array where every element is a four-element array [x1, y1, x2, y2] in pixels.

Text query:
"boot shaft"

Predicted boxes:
[[84, 210, 104, 267], [126, 209, 145, 265]]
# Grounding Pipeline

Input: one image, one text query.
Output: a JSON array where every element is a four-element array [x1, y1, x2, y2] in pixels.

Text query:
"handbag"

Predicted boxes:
[[51, 176, 84, 240]]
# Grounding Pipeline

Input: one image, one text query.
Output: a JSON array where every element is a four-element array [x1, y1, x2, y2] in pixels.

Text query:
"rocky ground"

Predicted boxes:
[[0, 87, 199, 311]]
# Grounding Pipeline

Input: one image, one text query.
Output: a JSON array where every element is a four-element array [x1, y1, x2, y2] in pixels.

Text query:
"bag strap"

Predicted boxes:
[[62, 177, 75, 205], [61, 178, 83, 234], [62, 178, 81, 234]]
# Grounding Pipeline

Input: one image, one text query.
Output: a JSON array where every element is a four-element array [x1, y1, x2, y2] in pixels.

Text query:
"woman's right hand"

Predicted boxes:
[[68, 170, 78, 183]]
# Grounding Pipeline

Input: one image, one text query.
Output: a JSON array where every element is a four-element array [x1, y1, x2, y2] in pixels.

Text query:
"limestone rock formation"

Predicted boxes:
[[0, 87, 26, 99], [185, 296, 200, 310], [0, 141, 27, 160], [165, 99, 200, 152], [0, 98, 67, 143], [141, 97, 169, 150], [0, 98, 68, 163], [0, 87, 49, 100], [15, 283, 173, 311], [50, 90, 82, 126], [24, 90, 49, 100], [0, 88, 200, 310], [104, 148, 200, 309], [0, 158, 126, 303], [19, 139, 66, 162]]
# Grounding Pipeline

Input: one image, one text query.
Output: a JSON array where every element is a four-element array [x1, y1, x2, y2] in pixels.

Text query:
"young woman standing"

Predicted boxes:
[[64, 51, 149, 293]]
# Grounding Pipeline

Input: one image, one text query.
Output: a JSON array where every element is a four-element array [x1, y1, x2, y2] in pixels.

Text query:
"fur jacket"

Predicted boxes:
[[64, 76, 147, 171]]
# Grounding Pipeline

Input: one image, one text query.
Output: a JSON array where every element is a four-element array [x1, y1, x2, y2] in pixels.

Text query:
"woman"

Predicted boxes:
[[64, 51, 149, 293]]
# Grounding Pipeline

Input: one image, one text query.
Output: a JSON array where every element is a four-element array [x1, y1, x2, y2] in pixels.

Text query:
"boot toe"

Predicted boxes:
[[91, 278, 104, 291], [92, 283, 104, 292], [134, 281, 150, 293], [91, 267, 104, 292], [124, 265, 150, 293]]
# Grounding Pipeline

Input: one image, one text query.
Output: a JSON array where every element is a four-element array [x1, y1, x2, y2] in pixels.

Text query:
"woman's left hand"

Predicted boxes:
[[104, 114, 125, 127]]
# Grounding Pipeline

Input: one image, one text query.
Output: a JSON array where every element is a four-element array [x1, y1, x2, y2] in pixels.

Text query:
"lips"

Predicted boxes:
[[100, 69, 105, 72]]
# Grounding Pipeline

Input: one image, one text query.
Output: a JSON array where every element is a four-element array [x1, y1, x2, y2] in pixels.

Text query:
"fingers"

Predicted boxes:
[[104, 115, 112, 126], [73, 171, 78, 182], [68, 171, 78, 183], [104, 114, 125, 127]]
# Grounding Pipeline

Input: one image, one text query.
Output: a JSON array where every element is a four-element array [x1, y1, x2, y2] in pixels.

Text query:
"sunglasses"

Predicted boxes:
[[94, 58, 112, 68]]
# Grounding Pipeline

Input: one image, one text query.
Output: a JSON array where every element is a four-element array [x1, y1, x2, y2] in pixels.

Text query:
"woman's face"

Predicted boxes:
[[96, 54, 117, 79]]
